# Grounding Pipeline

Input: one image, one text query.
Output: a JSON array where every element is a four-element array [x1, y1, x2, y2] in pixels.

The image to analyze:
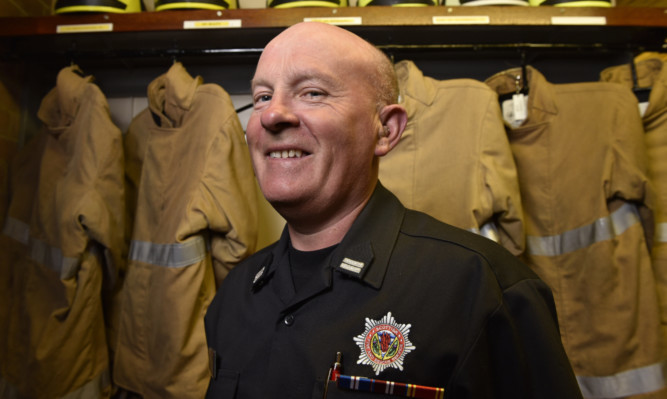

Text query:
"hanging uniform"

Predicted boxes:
[[379, 60, 524, 255], [485, 66, 666, 398], [0, 65, 125, 398], [600, 58, 667, 344], [113, 62, 259, 399]]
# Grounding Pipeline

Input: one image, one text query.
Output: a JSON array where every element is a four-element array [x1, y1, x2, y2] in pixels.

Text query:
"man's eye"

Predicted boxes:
[[255, 94, 271, 103], [305, 91, 324, 98]]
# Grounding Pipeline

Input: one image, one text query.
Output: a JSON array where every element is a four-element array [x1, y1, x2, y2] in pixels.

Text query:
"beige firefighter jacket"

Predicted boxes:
[[601, 58, 667, 337], [486, 66, 665, 398], [113, 62, 258, 399], [379, 60, 525, 255], [0, 65, 124, 398]]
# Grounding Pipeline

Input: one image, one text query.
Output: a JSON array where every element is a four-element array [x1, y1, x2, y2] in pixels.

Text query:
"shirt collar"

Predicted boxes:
[[329, 182, 404, 288], [251, 182, 405, 292]]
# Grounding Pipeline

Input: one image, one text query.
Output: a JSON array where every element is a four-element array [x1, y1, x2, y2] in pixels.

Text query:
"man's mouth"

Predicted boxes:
[[269, 150, 307, 159]]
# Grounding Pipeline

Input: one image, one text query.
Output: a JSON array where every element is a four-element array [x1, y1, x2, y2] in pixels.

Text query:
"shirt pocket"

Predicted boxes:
[[206, 368, 239, 398]]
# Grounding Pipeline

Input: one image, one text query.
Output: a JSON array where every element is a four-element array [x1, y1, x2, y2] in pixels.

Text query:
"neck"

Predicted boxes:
[[286, 194, 370, 251]]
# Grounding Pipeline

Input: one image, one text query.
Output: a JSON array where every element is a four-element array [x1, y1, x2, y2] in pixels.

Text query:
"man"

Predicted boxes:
[[204, 21, 582, 398]]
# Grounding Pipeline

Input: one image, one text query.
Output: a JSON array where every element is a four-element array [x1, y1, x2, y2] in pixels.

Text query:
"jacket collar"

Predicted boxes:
[[395, 60, 437, 108], [485, 65, 559, 126], [37, 65, 94, 130], [251, 182, 405, 292], [600, 57, 663, 89], [147, 62, 202, 128], [637, 57, 667, 121], [599, 57, 667, 122]]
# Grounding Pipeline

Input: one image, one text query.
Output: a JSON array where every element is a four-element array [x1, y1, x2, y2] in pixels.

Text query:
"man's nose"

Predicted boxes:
[[260, 95, 299, 133]]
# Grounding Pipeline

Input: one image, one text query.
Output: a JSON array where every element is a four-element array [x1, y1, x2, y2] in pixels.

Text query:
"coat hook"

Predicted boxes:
[[629, 50, 639, 90], [520, 49, 529, 93]]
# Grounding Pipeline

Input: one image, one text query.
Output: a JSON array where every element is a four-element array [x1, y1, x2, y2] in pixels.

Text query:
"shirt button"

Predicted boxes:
[[283, 314, 295, 326]]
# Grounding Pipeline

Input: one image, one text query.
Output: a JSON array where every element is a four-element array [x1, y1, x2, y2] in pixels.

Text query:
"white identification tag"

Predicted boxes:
[[502, 94, 528, 128], [513, 93, 527, 123]]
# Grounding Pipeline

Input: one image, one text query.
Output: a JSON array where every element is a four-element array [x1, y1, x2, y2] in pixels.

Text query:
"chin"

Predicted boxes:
[[263, 191, 305, 210]]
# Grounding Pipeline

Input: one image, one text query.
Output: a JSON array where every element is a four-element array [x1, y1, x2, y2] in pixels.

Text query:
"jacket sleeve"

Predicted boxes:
[[478, 94, 525, 256], [66, 85, 126, 282], [607, 88, 654, 244], [449, 279, 582, 399], [203, 103, 259, 285]]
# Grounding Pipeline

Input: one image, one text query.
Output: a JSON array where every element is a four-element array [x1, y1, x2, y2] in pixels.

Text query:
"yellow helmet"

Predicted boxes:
[[268, 0, 347, 8], [358, 0, 435, 6], [529, 0, 611, 6], [155, 0, 237, 10], [54, 0, 142, 13], [458, 0, 528, 5]]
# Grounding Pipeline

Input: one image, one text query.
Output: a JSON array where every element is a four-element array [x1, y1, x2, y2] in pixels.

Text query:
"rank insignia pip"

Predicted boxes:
[[353, 312, 416, 376], [253, 266, 265, 284]]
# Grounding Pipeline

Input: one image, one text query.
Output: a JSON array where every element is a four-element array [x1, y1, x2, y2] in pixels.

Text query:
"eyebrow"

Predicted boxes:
[[250, 78, 265, 93], [251, 70, 342, 93]]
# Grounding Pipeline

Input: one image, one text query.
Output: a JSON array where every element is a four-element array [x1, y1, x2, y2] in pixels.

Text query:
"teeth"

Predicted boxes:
[[270, 150, 304, 159]]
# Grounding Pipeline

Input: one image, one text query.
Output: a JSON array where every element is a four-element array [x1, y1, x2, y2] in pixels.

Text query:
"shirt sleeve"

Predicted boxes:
[[449, 278, 583, 399]]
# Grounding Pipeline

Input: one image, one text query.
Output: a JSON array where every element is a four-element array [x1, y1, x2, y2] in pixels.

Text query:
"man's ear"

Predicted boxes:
[[375, 104, 407, 157]]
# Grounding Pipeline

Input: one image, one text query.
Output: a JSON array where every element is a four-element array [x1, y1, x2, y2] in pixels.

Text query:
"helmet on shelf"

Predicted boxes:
[[453, 0, 529, 6], [529, 0, 611, 6], [155, 0, 237, 10], [54, 0, 142, 13], [267, 0, 347, 8], [358, 0, 435, 7]]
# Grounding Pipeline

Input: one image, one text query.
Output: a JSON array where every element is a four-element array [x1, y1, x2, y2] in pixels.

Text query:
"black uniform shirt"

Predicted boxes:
[[204, 183, 582, 399]]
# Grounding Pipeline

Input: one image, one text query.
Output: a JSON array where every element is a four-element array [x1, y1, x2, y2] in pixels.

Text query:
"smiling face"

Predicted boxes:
[[247, 23, 390, 230]]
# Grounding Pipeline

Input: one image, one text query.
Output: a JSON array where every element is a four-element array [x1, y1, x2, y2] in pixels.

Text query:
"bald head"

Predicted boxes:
[[258, 22, 398, 109], [265, 22, 376, 55]]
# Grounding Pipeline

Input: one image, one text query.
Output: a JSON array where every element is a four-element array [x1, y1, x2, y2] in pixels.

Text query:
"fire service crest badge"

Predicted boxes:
[[353, 312, 416, 376]]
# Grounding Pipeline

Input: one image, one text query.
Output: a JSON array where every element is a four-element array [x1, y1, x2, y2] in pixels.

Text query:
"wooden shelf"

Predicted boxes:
[[1, 7, 665, 94], [0, 7, 666, 49], [1, 6, 667, 35]]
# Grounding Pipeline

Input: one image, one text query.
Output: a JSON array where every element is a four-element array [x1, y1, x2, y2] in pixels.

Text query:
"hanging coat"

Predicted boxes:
[[486, 66, 665, 399], [0, 65, 124, 398], [379, 60, 524, 255], [601, 58, 667, 341], [113, 62, 258, 399]]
